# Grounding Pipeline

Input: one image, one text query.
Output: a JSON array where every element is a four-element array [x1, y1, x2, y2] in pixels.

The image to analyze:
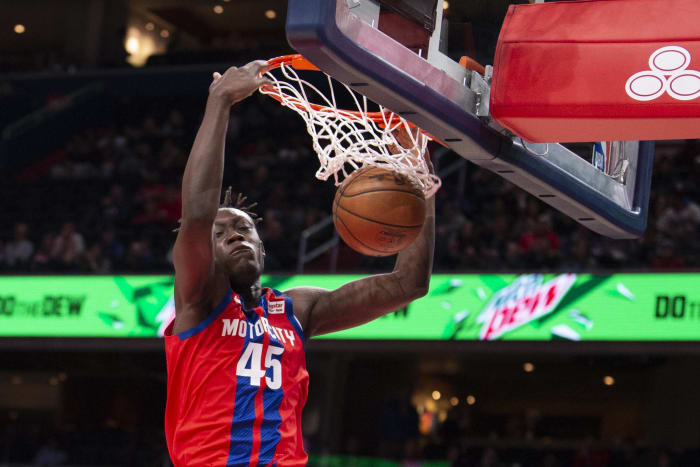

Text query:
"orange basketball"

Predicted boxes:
[[332, 166, 426, 256]]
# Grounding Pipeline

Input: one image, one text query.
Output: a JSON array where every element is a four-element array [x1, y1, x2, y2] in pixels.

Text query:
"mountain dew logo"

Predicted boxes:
[[477, 274, 576, 340]]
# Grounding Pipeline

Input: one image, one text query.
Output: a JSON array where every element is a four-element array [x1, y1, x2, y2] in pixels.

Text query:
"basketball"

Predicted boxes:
[[332, 166, 426, 256]]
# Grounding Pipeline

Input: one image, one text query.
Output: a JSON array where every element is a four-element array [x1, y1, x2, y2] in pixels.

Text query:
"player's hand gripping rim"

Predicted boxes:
[[209, 60, 273, 105]]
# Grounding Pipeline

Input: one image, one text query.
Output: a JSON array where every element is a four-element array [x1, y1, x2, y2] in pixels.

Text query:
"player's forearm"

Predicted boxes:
[[392, 195, 435, 298], [180, 95, 231, 223]]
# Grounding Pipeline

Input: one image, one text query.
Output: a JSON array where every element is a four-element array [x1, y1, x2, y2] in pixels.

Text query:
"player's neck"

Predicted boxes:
[[230, 279, 263, 309]]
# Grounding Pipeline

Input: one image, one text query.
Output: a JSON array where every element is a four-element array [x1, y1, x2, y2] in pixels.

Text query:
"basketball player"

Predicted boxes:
[[164, 60, 435, 466]]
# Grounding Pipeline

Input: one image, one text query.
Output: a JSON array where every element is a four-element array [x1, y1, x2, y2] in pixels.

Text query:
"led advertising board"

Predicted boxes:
[[0, 274, 697, 341]]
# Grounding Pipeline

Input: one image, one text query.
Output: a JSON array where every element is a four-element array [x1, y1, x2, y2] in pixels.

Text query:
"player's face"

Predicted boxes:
[[213, 208, 265, 280]]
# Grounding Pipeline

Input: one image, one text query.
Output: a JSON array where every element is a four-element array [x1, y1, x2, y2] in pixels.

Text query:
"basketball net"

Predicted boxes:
[[259, 55, 441, 197]]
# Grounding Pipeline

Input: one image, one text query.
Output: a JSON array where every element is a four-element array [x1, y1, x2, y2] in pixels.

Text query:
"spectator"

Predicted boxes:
[[594, 239, 629, 269], [655, 194, 684, 235], [99, 230, 125, 268], [519, 214, 561, 269], [31, 234, 55, 271], [562, 229, 597, 271], [503, 241, 524, 269], [131, 199, 168, 226], [157, 138, 187, 177], [448, 218, 482, 270], [435, 200, 466, 266], [4, 222, 34, 270], [157, 185, 182, 223], [162, 109, 186, 139], [100, 184, 131, 228], [260, 211, 296, 271], [123, 240, 156, 271], [650, 239, 685, 270], [519, 214, 560, 254], [79, 243, 111, 273], [50, 222, 85, 270]]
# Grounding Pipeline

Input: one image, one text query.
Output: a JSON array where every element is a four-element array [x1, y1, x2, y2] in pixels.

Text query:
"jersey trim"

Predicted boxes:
[[273, 289, 306, 346], [176, 289, 233, 340]]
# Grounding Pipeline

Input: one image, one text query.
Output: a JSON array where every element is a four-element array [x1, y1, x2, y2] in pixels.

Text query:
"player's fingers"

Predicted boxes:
[[244, 60, 271, 76], [212, 72, 222, 80], [258, 76, 274, 88]]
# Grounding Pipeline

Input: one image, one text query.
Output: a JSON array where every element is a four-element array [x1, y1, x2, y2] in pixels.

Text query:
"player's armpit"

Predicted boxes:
[[283, 286, 325, 332]]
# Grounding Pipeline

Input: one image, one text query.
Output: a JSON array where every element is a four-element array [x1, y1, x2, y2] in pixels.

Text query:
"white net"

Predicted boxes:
[[259, 59, 441, 197]]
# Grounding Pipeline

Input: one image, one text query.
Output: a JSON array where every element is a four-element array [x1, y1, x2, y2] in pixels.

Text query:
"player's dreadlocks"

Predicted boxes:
[[173, 187, 262, 232], [220, 187, 263, 225]]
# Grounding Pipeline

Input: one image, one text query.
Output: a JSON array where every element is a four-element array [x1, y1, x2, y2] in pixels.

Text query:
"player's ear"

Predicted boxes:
[[260, 242, 266, 257]]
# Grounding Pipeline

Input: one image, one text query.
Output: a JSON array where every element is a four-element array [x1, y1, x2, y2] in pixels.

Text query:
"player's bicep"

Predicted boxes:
[[173, 220, 215, 304], [288, 274, 411, 338]]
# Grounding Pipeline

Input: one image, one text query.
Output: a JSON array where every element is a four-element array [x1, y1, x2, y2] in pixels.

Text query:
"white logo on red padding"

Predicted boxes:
[[626, 46, 700, 101]]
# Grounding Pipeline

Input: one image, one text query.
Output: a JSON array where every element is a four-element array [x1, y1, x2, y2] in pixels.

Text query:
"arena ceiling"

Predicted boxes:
[[130, 0, 530, 39], [131, 0, 288, 40], [0, 0, 528, 52]]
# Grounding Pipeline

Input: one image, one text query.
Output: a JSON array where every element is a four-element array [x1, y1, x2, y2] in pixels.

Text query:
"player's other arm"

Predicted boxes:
[[173, 61, 270, 332], [288, 138, 435, 338], [289, 196, 434, 338]]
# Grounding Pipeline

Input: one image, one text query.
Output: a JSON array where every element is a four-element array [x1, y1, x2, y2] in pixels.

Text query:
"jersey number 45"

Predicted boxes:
[[236, 342, 284, 390]]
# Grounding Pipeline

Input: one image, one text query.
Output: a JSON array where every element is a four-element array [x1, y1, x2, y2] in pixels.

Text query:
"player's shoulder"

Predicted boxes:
[[280, 286, 329, 330], [282, 286, 329, 302]]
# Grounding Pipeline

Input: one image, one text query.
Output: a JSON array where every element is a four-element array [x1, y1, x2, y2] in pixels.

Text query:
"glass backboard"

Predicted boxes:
[[285, 0, 654, 238]]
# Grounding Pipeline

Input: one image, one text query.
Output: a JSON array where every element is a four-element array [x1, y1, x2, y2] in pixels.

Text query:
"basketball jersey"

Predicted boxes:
[[164, 288, 308, 467]]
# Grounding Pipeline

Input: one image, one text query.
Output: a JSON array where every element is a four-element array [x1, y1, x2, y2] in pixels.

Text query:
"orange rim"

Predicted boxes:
[[262, 54, 446, 146], [263, 54, 405, 126]]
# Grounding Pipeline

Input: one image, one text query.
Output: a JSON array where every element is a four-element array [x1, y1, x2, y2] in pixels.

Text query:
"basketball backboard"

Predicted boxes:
[[285, 0, 655, 239]]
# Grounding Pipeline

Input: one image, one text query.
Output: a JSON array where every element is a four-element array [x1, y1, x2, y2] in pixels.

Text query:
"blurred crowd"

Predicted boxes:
[[4, 421, 696, 467], [1, 86, 699, 276], [0, 91, 332, 275], [432, 140, 700, 273]]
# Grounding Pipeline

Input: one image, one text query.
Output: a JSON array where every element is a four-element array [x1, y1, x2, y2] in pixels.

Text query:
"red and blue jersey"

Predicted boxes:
[[164, 288, 308, 466]]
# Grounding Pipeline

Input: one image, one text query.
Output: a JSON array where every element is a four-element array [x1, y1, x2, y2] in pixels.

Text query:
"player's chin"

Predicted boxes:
[[226, 258, 262, 279]]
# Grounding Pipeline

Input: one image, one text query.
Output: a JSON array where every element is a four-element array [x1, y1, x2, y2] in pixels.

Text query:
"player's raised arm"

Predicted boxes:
[[289, 196, 434, 338], [172, 60, 270, 331], [287, 133, 435, 338]]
